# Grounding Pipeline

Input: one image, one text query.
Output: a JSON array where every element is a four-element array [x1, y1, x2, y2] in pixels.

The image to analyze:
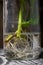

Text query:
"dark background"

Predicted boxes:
[[0, 0, 43, 49], [39, 0, 43, 48], [0, 0, 3, 48]]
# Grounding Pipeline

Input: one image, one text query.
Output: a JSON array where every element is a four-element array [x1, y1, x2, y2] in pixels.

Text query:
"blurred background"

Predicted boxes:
[[0, 0, 43, 50]]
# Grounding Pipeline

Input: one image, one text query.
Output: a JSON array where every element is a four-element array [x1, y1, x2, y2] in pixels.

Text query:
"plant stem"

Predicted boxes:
[[15, 0, 24, 37], [15, 8, 22, 37]]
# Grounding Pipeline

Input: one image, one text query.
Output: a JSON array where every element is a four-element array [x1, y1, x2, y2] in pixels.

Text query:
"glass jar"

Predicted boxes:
[[3, 0, 40, 60]]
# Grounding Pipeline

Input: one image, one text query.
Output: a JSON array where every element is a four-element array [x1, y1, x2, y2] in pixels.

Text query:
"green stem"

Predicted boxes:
[[16, 8, 22, 37], [15, 0, 24, 37], [22, 19, 33, 27]]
